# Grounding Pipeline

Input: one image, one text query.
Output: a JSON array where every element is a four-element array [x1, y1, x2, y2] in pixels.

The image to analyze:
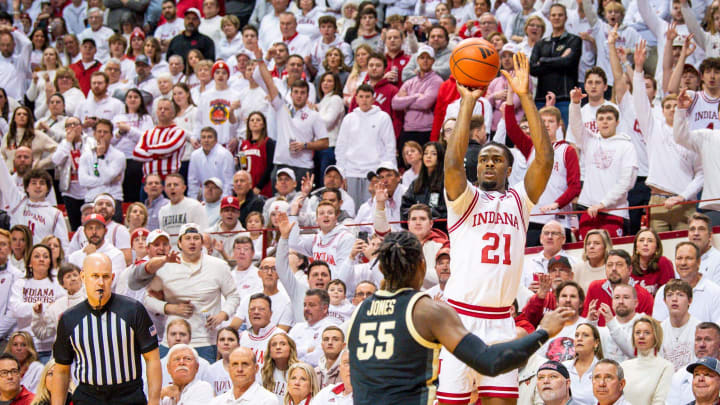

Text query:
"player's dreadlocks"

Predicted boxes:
[[375, 231, 424, 291]]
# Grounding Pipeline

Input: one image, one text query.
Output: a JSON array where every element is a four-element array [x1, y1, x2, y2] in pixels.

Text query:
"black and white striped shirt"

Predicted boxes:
[[53, 294, 159, 386]]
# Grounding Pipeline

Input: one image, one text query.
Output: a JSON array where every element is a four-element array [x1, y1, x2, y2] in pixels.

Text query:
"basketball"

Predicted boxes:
[[450, 38, 500, 89]]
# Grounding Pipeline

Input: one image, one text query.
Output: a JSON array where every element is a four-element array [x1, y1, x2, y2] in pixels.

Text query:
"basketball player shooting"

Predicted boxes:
[[437, 52, 555, 405]]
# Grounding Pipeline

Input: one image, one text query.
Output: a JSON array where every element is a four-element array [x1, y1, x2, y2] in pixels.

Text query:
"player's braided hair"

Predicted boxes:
[[375, 231, 424, 291]]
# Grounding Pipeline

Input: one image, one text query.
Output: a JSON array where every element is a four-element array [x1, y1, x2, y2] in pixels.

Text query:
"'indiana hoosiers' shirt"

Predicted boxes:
[[53, 294, 159, 386], [686, 90, 720, 131], [205, 360, 232, 396], [444, 182, 532, 307], [9, 277, 66, 347]]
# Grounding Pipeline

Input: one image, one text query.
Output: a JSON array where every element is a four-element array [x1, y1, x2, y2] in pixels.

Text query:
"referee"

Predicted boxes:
[[50, 253, 162, 405]]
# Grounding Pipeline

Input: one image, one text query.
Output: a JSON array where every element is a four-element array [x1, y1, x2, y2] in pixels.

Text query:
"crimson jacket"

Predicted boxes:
[[430, 76, 459, 141], [69, 59, 102, 96]]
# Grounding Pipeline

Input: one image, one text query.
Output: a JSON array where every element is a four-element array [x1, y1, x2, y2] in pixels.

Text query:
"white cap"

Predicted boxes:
[[269, 200, 290, 214], [417, 44, 435, 59], [277, 168, 296, 182], [203, 177, 223, 189], [184, 7, 201, 17], [178, 223, 201, 238], [324, 165, 345, 179], [501, 42, 518, 55], [146, 229, 170, 244], [376, 161, 399, 175]]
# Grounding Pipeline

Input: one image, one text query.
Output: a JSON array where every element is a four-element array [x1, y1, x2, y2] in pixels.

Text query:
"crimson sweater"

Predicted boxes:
[[581, 279, 654, 326], [629, 256, 675, 297]]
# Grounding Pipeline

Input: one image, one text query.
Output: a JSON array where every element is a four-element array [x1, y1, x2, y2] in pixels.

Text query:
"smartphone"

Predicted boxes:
[[358, 231, 369, 242]]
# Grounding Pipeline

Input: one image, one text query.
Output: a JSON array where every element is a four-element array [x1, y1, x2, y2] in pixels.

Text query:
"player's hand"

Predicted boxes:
[[276, 212, 296, 239], [165, 301, 194, 317], [570, 87, 586, 104], [539, 307, 576, 338], [678, 89, 693, 109], [537, 273, 553, 299], [664, 195, 685, 209], [455, 82, 484, 103], [501, 52, 530, 96], [598, 302, 614, 323], [587, 204, 604, 218]]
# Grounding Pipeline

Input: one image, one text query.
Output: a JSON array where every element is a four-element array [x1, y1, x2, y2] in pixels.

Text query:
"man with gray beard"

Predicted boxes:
[[536, 361, 581, 405]]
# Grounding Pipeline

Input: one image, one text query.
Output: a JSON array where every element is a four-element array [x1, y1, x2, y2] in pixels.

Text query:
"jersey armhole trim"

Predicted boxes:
[[406, 292, 442, 350], [447, 189, 479, 234], [345, 304, 363, 345]]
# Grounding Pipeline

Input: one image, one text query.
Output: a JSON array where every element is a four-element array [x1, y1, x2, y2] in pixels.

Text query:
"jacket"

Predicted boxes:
[[391, 71, 444, 132], [69, 59, 102, 96], [167, 30, 215, 62], [400, 179, 447, 227], [430, 76, 459, 141], [237, 190, 265, 228], [8, 386, 34, 405], [335, 106, 396, 178], [51, 139, 88, 193], [529, 31, 582, 101], [1, 130, 58, 171], [104, 0, 149, 31]]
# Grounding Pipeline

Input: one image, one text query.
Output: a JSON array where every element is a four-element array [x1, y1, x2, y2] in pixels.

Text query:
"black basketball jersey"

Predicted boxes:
[[347, 288, 442, 405]]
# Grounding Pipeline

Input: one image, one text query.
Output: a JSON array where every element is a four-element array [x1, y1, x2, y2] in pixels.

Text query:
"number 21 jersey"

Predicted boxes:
[[445, 183, 533, 308]]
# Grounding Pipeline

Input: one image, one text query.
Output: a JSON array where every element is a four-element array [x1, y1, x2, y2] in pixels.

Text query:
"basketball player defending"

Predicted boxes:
[[342, 230, 573, 405], [438, 52, 555, 405]]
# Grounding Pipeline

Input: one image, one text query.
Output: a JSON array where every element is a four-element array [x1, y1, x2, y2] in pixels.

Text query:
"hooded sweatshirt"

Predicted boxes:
[[349, 78, 402, 137], [570, 103, 638, 219], [287, 220, 356, 280], [335, 106, 396, 178]]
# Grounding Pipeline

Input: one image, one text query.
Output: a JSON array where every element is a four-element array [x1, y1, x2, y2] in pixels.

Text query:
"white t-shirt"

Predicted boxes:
[[661, 316, 700, 371], [205, 360, 232, 396]]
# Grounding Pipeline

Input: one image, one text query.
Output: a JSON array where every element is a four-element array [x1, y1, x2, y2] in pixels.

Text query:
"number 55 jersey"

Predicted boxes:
[[347, 288, 441, 405]]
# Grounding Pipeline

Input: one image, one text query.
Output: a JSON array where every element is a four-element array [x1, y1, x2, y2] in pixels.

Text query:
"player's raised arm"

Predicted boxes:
[[414, 297, 574, 376], [444, 83, 484, 201], [502, 52, 553, 203]]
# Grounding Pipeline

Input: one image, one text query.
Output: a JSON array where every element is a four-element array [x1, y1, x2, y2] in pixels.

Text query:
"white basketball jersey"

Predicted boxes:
[[444, 183, 532, 307], [688, 91, 720, 131]]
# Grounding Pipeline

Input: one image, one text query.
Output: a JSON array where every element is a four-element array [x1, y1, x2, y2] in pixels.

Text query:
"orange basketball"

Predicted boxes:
[[449, 38, 500, 89]]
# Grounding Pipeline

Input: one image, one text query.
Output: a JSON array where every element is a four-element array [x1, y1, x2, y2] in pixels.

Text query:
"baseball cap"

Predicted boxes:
[[376, 161, 399, 175], [211, 60, 230, 77], [324, 165, 345, 179], [131, 227, 149, 241], [135, 54, 150, 66], [82, 213, 106, 227], [81, 37, 96, 47], [277, 168, 296, 182], [548, 255, 571, 270], [537, 360, 570, 379], [130, 27, 145, 40], [684, 63, 699, 76], [501, 42, 518, 55], [435, 247, 450, 261], [269, 200, 290, 214], [146, 229, 170, 244], [417, 44, 435, 59], [221, 195, 241, 210], [672, 35, 685, 47], [179, 223, 201, 237], [80, 202, 95, 214], [204, 177, 223, 190], [184, 7, 201, 17], [687, 357, 720, 376]]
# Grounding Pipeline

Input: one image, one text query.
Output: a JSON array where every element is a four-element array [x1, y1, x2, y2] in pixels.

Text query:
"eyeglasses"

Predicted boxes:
[[0, 369, 20, 378], [542, 231, 563, 237], [479, 20, 497, 25], [260, 266, 276, 272], [65, 122, 80, 128]]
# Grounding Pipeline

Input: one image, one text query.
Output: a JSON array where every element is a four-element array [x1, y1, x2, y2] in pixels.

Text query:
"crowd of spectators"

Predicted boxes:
[[2, 0, 720, 403]]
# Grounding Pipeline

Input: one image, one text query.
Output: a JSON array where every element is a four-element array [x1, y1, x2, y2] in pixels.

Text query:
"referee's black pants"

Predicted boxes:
[[73, 381, 146, 404]]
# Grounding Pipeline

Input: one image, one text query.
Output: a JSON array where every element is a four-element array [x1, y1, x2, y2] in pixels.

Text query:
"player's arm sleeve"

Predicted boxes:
[[53, 314, 76, 365], [452, 329, 550, 376], [134, 302, 160, 353]]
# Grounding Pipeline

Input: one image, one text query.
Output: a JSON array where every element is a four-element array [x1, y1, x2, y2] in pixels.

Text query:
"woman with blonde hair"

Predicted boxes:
[[342, 44, 372, 106], [124, 202, 149, 233], [620, 316, 674, 405], [262, 333, 299, 400], [27, 47, 62, 121], [574, 229, 613, 291], [283, 362, 319, 405], [4, 331, 43, 392], [30, 359, 72, 405], [563, 323, 604, 405]]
